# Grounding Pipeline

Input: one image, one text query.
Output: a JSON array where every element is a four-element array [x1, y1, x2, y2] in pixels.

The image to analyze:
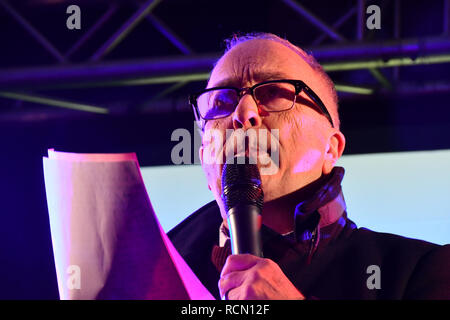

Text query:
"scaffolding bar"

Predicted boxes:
[[90, 0, 162, 62], [282, 0, 345, 42], [0, 0, 67, 63], [312, 7, 356, 45], [65, 3, 119, 58], [357, 0, 365, 40], [310, 37, 450, 61], [2, 37, 450, 89], [146, 13, 193, 55], [0, 91, 109, 113]]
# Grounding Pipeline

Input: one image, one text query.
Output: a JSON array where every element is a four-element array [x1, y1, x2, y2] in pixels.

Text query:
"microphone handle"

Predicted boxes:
[[227, 204, 263, 257]]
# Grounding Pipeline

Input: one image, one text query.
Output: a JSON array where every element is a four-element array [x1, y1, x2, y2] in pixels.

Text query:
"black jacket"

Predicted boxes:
[[168, 168, 450, 300]]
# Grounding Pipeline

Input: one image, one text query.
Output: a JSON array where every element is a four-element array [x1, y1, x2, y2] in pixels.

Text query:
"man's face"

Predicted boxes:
[[199, 39, 343, 219]]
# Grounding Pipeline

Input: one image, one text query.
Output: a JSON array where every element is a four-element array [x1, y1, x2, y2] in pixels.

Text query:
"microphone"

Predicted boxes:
[[221, 157, 264, 257]]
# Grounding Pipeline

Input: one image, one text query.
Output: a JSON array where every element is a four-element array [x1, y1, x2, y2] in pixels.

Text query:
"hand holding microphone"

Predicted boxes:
[[219, 157, 305, 300]]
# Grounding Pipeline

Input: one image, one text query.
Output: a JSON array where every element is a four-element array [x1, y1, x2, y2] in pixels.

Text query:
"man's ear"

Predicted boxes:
[[199, 144, 204, 166], [323, 130, 346, 175]]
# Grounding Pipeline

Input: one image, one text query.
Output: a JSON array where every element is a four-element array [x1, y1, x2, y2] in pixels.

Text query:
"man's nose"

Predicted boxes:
[[232, 94, 263, 130]]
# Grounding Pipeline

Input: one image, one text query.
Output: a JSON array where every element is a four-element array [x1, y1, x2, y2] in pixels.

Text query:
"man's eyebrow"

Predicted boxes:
[[209, 71, 291, 88]]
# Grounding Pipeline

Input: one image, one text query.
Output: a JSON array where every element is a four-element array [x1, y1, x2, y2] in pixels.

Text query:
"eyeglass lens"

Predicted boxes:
[[198, 82, 297, 120]]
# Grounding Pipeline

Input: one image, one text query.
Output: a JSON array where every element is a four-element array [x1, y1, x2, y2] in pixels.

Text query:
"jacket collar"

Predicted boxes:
[[293, 166, 346, 243]]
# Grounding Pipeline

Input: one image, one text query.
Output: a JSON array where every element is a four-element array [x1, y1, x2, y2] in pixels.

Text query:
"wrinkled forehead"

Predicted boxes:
[[208, 39, 317, 88]]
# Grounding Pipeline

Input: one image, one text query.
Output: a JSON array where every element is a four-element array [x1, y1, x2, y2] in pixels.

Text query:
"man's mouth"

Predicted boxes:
[[202, 128, 280, 175], [232, 147, 272, 164], [222, 143, 279, 172]]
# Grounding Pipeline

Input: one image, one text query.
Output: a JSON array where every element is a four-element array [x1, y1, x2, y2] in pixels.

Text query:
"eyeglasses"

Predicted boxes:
[[189, 79, 334, 128]]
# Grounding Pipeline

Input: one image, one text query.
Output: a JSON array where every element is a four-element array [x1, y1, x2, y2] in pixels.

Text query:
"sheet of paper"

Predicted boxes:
[[43, 150, 214, 300]]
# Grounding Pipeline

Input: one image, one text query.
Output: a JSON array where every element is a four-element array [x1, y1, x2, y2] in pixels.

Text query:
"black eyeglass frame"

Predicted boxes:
[[189, 79, 334, 128]]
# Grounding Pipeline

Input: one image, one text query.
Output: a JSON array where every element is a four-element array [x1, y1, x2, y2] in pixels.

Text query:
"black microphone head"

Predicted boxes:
[[221, 156, 264, 213]]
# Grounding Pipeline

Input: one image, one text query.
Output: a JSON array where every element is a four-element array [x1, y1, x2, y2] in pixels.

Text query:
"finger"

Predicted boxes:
[[218, 271, 244, 300], [220, 254, 260, 278]]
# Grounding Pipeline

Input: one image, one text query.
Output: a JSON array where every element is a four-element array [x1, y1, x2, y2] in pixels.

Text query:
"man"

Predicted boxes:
[[168, 33, 450, 300]]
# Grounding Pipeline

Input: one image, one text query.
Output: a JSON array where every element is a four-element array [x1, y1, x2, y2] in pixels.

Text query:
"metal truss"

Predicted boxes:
[[0, 0, 450, 116]]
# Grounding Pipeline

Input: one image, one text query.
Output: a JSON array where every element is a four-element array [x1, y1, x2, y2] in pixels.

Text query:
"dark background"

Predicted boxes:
[[0, 0, 449, 299]]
